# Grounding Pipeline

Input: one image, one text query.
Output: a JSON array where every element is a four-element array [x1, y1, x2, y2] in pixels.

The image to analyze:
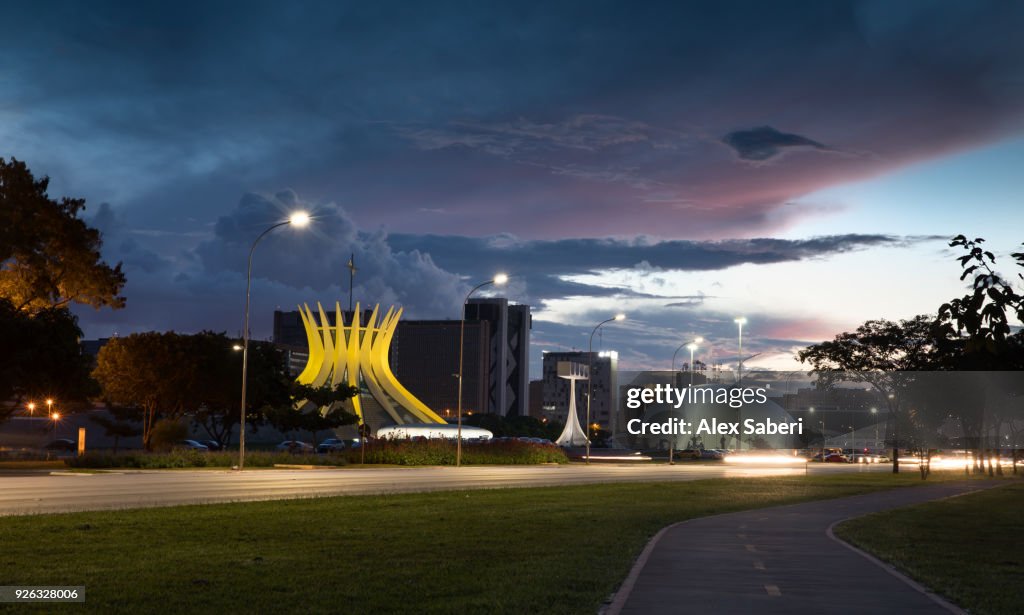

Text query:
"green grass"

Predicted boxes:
[[835, 481, 1024, 615], [0, 472, 1000, 615]]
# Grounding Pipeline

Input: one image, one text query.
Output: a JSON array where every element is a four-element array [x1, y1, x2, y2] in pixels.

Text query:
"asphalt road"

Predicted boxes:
[[0, 462, 888, 516]]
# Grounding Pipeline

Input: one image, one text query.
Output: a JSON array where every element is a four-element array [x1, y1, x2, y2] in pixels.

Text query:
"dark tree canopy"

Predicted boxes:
[[0, 157, 125, 313], [0, 299, 96, 422]]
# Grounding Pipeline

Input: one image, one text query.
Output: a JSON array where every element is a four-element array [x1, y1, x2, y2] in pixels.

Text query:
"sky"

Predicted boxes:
[[3, 0, 1024, 378]]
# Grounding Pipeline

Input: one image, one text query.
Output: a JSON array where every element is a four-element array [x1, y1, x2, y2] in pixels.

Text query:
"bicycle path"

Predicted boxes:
[[608, 480, 1004, 614]]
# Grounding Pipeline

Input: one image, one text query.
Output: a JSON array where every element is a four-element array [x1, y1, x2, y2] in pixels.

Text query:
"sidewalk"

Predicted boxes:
[[608, 481, 1003, 614]]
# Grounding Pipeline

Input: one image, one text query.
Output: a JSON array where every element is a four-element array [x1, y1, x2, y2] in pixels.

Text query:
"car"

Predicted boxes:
[[175, 440, 210, 451], [201, 440, 223, 451], [824, 453, 850, 463], [700, 449, 725, 460], [42, 438, 77, 452], [316, 438, 347, 454], [276, 440, 314, 454]]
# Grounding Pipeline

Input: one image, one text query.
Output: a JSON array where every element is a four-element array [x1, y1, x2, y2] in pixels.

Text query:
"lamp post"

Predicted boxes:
[[238, 211, 310, 471], [46, 398, 53, 417], [687, 340, 702, 388], [51, 411, 60, 439], [871, 407, 879, 449], [810, 407, 823, 460], [27, 402, 35, 416], [667, 337, 701, 465], [586, 314, 625, 464], [456, 273, 508, 467], [734, 317, 747, 384]]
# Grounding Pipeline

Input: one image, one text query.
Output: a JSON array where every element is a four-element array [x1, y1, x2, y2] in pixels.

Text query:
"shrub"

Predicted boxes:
[[67, 450, 347, 469], [347, 439, 568, 466], [149, 419, 189, 452]]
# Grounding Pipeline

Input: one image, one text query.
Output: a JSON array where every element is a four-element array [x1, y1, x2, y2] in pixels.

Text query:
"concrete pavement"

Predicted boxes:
[[0, 462, 885, 516], [608, 480, 1003, 615]]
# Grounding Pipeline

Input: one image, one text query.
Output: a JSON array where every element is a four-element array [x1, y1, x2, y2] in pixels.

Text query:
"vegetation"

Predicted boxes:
[[836, 482, 1023, 615], [0, 473, 990, 615], [799, 237, 1024, 474], [350, 439, 569, 465], [0, 157, 125, 313], [0, 299, 97, 422], [90, 332, 354, 449], [65, 440, 566, 468], [66, 449, 340, 469]]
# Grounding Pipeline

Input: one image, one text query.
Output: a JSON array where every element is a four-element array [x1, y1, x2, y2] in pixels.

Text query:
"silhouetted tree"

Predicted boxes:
[[0, 158, 125, 313], [0, 299, 96, 422]]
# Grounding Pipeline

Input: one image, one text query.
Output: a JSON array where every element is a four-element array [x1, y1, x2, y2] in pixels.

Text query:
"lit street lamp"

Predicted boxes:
[[27, 402, 35, 416], [668, 337, 701, 466], [456, 273, 508, 467], [51, 411, 61, 438], [586, 314, 625, 464], [687, 340, 702, 388], [46, 398, 53, 417], [810, 407, 824, 460], [238, 211, 310, 471], [871, 407, 879, 448], [734, 317, 747, 384]]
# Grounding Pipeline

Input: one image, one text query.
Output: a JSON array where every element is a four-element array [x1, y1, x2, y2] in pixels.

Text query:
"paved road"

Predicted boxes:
[[610, 480, 1001, 615], [0, 462, 886, 516]]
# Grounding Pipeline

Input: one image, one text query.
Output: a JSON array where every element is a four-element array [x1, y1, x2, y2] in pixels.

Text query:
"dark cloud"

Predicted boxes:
[[3, 1, 1023, 240], [722, 126, 828, 161], [389, 232, 925, 278]]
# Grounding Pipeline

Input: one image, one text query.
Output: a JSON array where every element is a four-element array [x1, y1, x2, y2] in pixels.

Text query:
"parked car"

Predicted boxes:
[[42, 438, 77, 452], [201, 440, 223, 451], [175, 440, 210, 451], [824, 453, 850, 463], [276, 440, 314, 454], [317, 438, 347, 454]]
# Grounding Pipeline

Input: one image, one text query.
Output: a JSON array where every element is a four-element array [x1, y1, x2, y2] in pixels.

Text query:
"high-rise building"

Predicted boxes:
[[390, 320, 490, 420], [542, 350, 618, 431], [464, 298, 531, 417]]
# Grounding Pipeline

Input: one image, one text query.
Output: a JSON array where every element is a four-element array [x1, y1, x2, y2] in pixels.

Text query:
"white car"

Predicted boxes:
[[275, 440, 314, 454]]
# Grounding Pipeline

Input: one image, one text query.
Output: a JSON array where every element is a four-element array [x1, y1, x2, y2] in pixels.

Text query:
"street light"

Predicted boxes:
[[238, 211, 311, 471], [734, 317, 747, 384], [27, 402, 35, 416], [667, 336, 701, 466], [687, 340, 702, 388], [586, 314, 625, 464], [456, 273, 508, 467], [46, 398, 54, 417], [871, 407, 878, 448], [810, 407, 824, 460], [51, 411, 61, 438]]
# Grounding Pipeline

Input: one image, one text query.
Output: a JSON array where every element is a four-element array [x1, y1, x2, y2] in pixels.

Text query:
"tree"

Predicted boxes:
[[266, 383, 359, 446], [0, 298, 96, 422], [798, 316, 945, 473], [89, 407, 142, 453], [93, 332, 189, 449], [93, 331, 296, 449], [0, 158, 125, 313], [936, 236, 1024, 362]]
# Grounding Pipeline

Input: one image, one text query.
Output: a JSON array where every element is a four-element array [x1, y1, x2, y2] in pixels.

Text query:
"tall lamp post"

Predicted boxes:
[[671, 337, 703, 377], [871, 407, 879, 449], [456, 273, 508, 467], [734, 317, 747, 384], [687, 339, 702, 388], [810, 407, 823, 460], [238, 211, 310, 471], [667, 337, 701, 465], [586, 314, 625, 464]]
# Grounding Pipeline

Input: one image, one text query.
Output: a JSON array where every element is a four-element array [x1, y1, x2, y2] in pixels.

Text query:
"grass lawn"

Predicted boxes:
[[835, 481, 1024, 615], [0, 471, 1000, 614]]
